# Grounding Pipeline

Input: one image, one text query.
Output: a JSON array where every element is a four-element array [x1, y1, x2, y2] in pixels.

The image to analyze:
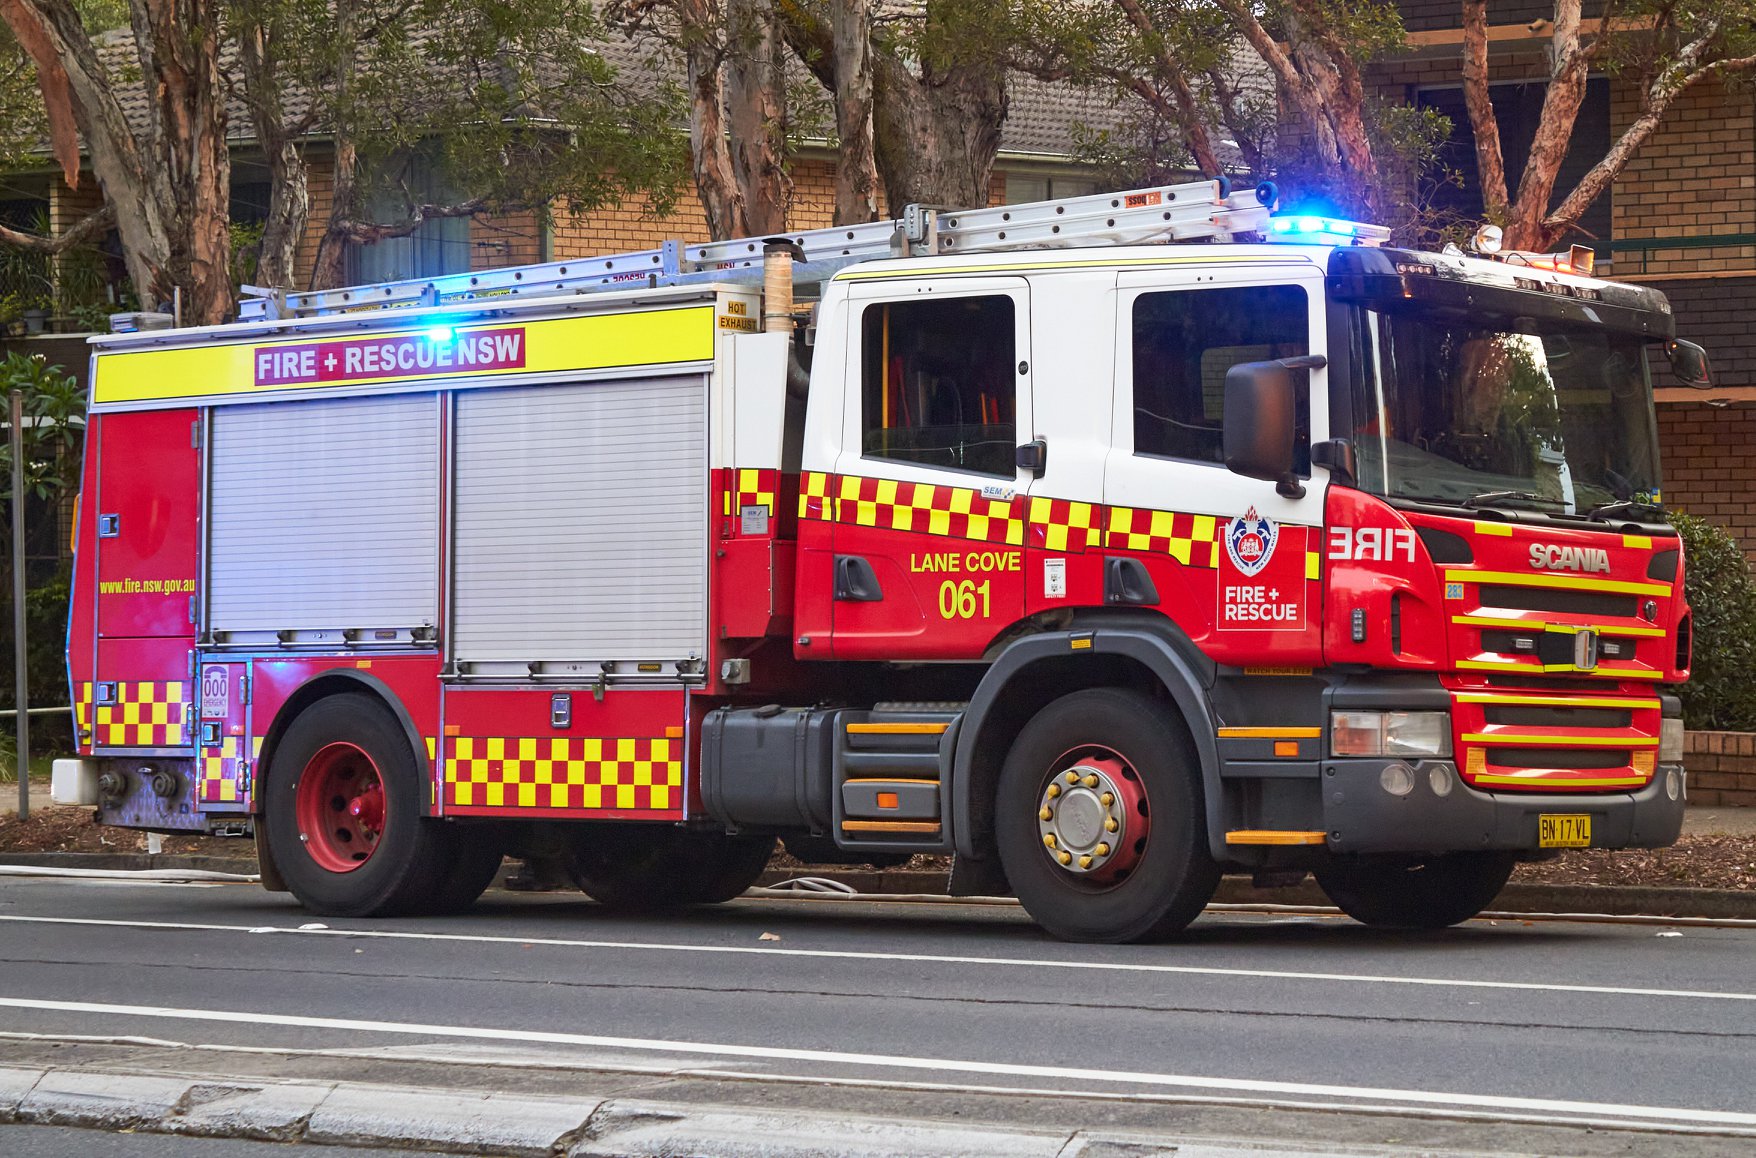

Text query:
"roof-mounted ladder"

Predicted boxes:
[[241, 177, 1297, 322]]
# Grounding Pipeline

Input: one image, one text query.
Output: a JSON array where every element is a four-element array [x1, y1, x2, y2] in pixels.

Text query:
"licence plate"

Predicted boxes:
[[1539, 813, 1592, 848]]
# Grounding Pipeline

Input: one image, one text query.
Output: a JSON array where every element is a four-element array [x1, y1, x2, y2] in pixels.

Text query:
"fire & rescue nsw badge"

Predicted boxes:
[[1225, 507, 1277, 576]]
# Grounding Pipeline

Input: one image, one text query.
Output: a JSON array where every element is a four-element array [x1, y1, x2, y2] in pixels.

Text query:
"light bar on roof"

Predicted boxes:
[[1265, 215, 1391, 247]]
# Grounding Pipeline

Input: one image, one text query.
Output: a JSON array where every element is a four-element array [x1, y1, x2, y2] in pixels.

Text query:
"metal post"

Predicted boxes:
[[9, 389, 27, 819]]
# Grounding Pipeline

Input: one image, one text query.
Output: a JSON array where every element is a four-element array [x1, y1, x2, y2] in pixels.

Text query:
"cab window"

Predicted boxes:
[[861, 295, 1016, 477], [1133, 284, 1310, 469]]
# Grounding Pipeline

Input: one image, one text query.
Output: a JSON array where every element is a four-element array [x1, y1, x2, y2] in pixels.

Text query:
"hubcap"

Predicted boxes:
[[294, 742, 388, 874], [1036, 752, 1149, 882]]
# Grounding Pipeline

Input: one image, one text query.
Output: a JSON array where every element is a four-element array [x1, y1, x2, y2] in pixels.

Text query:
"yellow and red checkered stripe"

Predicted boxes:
[[444, 736, 682, 811], [1027, 496, 1102, 553], [81, 681, 190, 748], [1105, 507, 1221, 567], [723, 468, 778, 517], [800, 471, 1025, 546], [200, 735, 244, 804]]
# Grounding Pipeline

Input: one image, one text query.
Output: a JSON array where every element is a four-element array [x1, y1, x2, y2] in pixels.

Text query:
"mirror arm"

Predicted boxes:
[[1311, 438, 1356, 484]]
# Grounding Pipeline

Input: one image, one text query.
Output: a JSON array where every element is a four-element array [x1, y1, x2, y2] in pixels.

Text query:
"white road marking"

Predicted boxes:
[[0, 995, 1751, 1129], [1, 911, 1753, 1005]]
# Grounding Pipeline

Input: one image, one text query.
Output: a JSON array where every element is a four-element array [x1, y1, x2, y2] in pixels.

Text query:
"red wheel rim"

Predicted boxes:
[[1035, 745, 1151, 887], [294, 742, 388, 874]]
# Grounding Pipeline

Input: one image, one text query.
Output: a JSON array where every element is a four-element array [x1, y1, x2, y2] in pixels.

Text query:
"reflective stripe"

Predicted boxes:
[[1444, 569, 1671, 598]]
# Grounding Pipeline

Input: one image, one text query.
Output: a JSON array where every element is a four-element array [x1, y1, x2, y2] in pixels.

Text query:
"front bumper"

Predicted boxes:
[[1322, 757, 1685, 854]]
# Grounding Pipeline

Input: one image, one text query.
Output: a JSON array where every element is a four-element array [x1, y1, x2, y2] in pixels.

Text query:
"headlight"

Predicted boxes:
[[1660, 717, 1685, 763], [1331, 710, 1452, 758]]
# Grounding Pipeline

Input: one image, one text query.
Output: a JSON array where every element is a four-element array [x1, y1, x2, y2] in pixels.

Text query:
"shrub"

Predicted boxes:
[[1670, 511, 1756, 732]]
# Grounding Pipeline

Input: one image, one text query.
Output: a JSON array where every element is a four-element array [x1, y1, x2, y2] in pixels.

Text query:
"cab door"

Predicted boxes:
[[828, 277, 1034, 660], [1104, 268, 1329, 666]]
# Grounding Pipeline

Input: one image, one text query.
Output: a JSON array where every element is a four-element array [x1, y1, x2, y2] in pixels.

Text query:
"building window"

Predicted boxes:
[[348, 152, 471, 284], [1004, 174, 1100, 205], [1132, 284, 1309, 468], [861, 295, 1017, 477], [1418, 78, 1612, 246]]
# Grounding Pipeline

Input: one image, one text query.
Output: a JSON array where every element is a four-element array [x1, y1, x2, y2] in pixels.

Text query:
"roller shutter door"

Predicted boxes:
[[452, 375, 708, 670], [209, 394, 440, 637]]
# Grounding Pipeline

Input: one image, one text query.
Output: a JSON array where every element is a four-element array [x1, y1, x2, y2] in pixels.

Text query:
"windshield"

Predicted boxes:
[[1345, 305, 1662, 514]]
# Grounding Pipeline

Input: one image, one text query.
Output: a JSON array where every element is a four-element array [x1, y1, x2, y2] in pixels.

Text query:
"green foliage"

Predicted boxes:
[[0, 566, 76, 757], [0, 352, 85, 504], [1669, 511, 1756, 732]]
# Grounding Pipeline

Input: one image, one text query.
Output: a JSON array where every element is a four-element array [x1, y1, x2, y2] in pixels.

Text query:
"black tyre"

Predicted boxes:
[[264, 693, 457, 918], [996, 687, 1219, 943], [1314, 852, 1516, 930], [566, 825, 776, 910], [416, 824, 506, 915]]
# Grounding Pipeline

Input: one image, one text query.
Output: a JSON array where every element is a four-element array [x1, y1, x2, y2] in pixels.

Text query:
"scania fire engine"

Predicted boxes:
[[55, 179, 1706, 941]]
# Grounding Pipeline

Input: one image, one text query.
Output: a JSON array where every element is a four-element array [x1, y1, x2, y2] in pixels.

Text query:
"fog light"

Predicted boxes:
[[1666, 768, 1681, 801], [1428, 763, 1455, 797], [1659, 718, 1685, 763], [1380, 762, 1416, 797]]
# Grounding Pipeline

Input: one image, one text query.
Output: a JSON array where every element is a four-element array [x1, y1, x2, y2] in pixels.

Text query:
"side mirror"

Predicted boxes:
[[1666, 338, 1712, 388], [1224, 355, 1323, 498]]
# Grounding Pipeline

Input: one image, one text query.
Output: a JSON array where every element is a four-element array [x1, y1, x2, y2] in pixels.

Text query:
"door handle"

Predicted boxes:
[[1104, 557, 1159, 606], [833, 555, 884, 602]]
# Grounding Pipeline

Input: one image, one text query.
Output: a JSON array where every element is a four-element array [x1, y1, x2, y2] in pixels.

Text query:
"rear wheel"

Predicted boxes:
[[417, 824, 506, 915], [265, 694, 457, 917], [996, 687, 1219, 943], [566, 825, 775, 910], [1314, 852, 1516, 929]]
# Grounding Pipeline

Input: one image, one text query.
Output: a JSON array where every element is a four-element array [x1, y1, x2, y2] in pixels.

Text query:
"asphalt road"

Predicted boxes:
[[2, 873, 1755, 1154]]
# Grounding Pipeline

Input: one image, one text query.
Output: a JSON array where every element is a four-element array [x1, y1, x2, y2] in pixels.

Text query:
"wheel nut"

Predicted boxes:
[[1057, 850, 1072, 865], [1078, 855, 1093, 869], [1105, 817, 1119, 833], [1095, 842, 1110, 857], [1043, 833, 1057, 849], [1047, 784, 1062, 798], [1065, 771, 1080, 784], [1100, 792, 1114, 806], [1083, 774, 1099, 788], [1039, 807, 1053, 821]]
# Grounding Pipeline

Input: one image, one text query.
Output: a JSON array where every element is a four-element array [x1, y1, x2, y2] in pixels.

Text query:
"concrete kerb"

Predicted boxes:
[[0, 1065, 1219, 1158]]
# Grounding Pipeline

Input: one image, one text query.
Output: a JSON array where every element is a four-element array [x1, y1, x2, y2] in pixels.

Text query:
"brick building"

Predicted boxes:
[[1378, 2, 1756, 563]]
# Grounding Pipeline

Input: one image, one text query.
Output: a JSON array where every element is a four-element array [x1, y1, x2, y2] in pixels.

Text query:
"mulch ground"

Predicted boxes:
[[4, 805, 1755, 892]]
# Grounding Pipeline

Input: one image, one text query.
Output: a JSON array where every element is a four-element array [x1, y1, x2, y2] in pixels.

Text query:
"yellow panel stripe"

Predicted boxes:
[[1444, 569, 1670, 597], [1462, 732, 1659, 747], [1217, 727, 1322, 739], [1475, 522, 1513, 536], [1449, 615, 1664, 638], [1472, 774, 1648, 788], [1623, 535, 1653, 550], [1453, 693, 1662, 710], [845, 722, 950, 735], [1456, 658, 1665, 679], [92, 306, 716, 406], [843, 778, 941, 785], [1225, 830, 1327, 846]]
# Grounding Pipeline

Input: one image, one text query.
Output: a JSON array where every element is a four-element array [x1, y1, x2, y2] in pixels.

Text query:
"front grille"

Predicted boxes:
[[1484, 705, 1632, 729], [1487, 747, 1629, 770], [1479, 585, 1636, 617], [1483, 675, 1603, 692]]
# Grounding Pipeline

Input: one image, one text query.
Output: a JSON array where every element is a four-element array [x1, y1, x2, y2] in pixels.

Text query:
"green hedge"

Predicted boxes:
[[1670, 511, 1756, 732]]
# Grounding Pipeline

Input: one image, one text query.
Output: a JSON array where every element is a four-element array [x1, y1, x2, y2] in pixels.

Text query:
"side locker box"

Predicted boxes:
[[700, 707, 838, 834], [195, 660, 253, 812]]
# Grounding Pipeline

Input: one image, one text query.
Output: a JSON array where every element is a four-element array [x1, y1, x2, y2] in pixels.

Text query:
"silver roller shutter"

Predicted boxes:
[[209, 394, 440, 639], [452, 375, 707, 671]]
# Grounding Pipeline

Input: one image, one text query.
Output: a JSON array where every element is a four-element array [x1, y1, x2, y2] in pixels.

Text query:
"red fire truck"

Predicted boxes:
[[55, 180, 1706, 941]]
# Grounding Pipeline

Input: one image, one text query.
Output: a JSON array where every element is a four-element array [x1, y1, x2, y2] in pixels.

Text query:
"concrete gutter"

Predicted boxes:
[[0, 1064, 1374, 1158], [0, 851, 1752, 920]]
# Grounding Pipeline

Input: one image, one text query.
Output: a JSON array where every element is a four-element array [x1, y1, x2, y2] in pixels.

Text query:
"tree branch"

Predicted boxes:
[[1113, 0, 1221, 175], [1461, 0, 1508, 215], [0, 203, 114, 253]]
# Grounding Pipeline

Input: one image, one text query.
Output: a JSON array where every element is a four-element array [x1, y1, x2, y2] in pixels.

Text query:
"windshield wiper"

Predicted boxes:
[[1462, 490, 1567, 511], [1586, 498, 1665, 522]]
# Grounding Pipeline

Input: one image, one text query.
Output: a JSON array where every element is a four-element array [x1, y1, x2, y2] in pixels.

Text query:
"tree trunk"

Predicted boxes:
[[310, 0, 360, 291], [830, 0, 878, 223], [1504, 0, 1591, 249], [235, 19, 309, 291], [1113, 0, 1222, 177], [1460, 0, 1509, 217], [725, 0, 788, 235], [677, 0, 745, 240]]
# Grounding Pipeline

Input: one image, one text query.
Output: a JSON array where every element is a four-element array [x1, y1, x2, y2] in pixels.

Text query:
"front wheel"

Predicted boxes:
[[264, 694, 458, 917], [1314, 852, 1516, 929], [995, 688, 1219, 943]]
